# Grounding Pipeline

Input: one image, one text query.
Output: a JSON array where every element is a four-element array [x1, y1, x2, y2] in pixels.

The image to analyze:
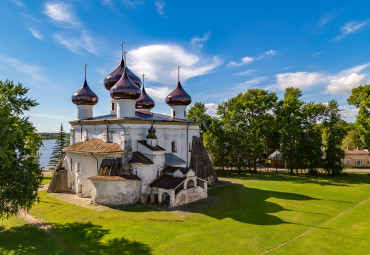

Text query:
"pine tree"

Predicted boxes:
[[49, 123, 69, 168]]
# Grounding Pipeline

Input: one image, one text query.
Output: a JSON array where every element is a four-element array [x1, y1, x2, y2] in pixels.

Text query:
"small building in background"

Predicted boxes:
[[343, 148, 370, 168], [268, 150, 285, 168]]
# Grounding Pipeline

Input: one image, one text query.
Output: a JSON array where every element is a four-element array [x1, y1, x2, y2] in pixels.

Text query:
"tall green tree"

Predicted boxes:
[[322, 100, 347, 175], [0, 80, 43, 219], [187, 102, 212, 137], [49, 123, 69, 168], [276, 87, 305, 174], [347, 85, 370, 148], [218, 89, 277, 172]]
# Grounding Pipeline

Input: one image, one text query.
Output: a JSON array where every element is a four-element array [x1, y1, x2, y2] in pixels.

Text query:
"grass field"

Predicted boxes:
[[1, 172, 369, 254]]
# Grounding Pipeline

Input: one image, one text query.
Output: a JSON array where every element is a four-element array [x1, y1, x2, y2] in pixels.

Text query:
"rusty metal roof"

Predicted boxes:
[[63, 139, 123, 153], [130, 152, 153, 165], [88, 175, 139, 181]]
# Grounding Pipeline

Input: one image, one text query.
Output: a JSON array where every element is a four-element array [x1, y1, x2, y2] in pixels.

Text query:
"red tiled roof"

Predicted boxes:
[[63, 139, 123, 153]]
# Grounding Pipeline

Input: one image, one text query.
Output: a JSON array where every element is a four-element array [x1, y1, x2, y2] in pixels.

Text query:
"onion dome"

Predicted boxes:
[[72, 79, 99, 105], [146, 125, 157, 139], [136, 86, 155, 110], [104, 59, 142, 90], [110, 67, 141, 100], [165, 81, 192, 106]]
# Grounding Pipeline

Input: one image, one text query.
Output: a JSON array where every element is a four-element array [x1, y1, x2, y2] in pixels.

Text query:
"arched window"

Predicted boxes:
[[186, 179, 194, 188]]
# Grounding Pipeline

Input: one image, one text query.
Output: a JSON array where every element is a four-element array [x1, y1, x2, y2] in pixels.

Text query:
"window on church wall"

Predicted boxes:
[[189, 142, 191, 152], [111, 102, 114, 111], [184, 111, 186, 117], [172, 141, 177, 153]]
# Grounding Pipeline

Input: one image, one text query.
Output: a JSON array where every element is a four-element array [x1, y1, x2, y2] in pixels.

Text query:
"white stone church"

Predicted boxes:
[[53, 52, 217, 208]]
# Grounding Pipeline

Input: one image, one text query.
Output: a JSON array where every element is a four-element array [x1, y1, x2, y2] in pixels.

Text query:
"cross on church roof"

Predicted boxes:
[[177, 66, 181, 82], [84, 64, 88, 80], [120, 41, 125, 59]]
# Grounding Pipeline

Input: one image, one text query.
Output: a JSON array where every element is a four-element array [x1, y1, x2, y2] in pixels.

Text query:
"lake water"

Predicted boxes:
[[39, 139, 56, 169]]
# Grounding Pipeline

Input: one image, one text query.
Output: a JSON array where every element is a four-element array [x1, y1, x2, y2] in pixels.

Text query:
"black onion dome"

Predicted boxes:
[[165, 81, 191, 106], [110, 68, 141, 100], [72, 79, 99, 105], [146, 126, 157, 139], [104, 59, 142, 90], [136, 87, 155, 109]]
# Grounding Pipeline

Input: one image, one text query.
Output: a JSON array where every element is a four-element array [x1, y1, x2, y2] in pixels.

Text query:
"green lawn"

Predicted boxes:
[[1, 173, 369, 254]]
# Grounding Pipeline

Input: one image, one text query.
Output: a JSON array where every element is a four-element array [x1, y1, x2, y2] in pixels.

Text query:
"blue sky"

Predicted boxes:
[[1, 0, 369, 132]]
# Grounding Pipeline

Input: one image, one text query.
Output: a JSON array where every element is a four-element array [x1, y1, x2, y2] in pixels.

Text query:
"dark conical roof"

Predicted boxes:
[[110, 67, 141, 100], [136, 86, 155, 110], [72, 79, 99, 105], [165, 81, 191, 106], [146, 125, 157, 139], [104, 59, 141, 90]]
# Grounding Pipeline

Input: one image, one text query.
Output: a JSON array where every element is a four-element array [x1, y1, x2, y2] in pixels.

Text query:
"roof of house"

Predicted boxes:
[[344, 149, 369, 156], [63, 139, 123, 153], [163, 166, 192, 175], [70, 110, 199, 124], [88, 175, 139, 181], [164, 153, 186, 165], [268, 150, 283, 160], [137, 140, 165, 151], [130, 152, 153, 165], [150, 175, 186, 189]]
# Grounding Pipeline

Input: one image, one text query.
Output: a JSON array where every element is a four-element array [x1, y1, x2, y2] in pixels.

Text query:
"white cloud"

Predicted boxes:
[[327, 73, 366, 95], [334, 21, 368, 40], [340, 106, 358, 119], [128, 44, 222, 85], [43, 2, 80, 27], [264, 50, 277, 56], [0, 55, 44, 82], [234, 69, 255, 76], [155, 0, 166, 17], [11, 0, 23, 7], [228, 49, 277, 67], [44, 2, 99, 55], [53, 31, 97, 54], [145, 86, 172, 100], [275, 72, 327, 90], [274, 63, 369, 95], [191, 31, 211, 49], [122, 0, 144, 9], [29, 113, 69, 120], [227, 56, 254, 67], [102, 0, 113, 6], [205, 103, 218, 116], [28, 28, 43, 40]]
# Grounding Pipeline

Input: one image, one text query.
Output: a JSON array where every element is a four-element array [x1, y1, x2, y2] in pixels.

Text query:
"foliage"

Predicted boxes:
[[276, 88, 305, 173], [0, 80, 43, 219], [218, 89, 277, 172], [322, 100, 347, 175], [48, 123, 69, 168], [347, 85, 370, 148], [38, 132, 70, 140], [187, 102, 212, 137], [342, 130, 365, 150]]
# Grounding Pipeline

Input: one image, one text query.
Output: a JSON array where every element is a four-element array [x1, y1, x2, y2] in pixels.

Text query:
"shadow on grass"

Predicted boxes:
[[0, 222, 151, 254], [217, 171, 370, 187], [199, 183, 320, 226]]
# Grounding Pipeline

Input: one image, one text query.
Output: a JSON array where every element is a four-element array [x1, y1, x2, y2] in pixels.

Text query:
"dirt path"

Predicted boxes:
[[260, 197, 370, 254]]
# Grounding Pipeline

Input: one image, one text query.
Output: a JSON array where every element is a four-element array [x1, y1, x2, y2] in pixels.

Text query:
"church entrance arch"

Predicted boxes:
[[162, 192, 170, 206]]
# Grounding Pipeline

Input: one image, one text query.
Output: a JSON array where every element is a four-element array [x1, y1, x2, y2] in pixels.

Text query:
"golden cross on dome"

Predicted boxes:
[[84, 64, 88, 80], [176, 66, 181, 82], [120, 41, 125, 59]]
